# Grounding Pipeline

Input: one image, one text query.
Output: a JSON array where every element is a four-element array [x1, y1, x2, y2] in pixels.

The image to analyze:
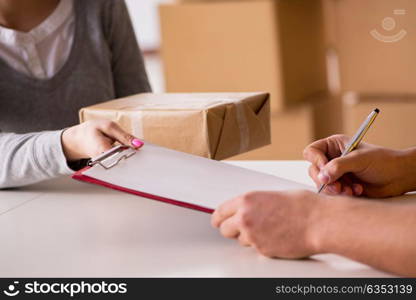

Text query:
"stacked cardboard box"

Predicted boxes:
[[159, 0, 327, 113], [159, 0, 328, 159], [343, 93, 416, 150], [159, 0, 416, 158], [323, 0, 416, 149], [323, 0, 416, 95]]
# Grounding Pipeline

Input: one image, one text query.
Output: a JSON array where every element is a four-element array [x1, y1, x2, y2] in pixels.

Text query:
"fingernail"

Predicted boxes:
[[318, 170, 330, 183], [131, 138, 144, 148]]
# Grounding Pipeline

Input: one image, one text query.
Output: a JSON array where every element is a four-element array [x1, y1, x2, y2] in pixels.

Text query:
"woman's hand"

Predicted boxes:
[[303, 134, 416, 198], [62, 120, 143, 162]]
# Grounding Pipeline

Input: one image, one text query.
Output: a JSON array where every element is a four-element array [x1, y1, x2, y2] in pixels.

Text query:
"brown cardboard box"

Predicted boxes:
[[310, 93, 344, 139], [229, 104, 314, 160], [79, 93, 271, 160], [323, 0, 416, 94], [343, 93, 416, 150], [159, 0, 327, 112]]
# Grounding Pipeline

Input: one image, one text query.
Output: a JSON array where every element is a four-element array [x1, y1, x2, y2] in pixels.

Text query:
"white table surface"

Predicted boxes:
[[0, 161, 394, 277]]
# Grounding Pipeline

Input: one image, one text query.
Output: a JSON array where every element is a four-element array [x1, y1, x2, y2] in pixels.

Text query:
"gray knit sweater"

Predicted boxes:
[[0, 0, 151, 188]]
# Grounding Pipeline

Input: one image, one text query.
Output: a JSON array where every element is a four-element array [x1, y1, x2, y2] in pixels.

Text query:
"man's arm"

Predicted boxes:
[[316, 196, 416, 277], [212, 190, 416, 277]]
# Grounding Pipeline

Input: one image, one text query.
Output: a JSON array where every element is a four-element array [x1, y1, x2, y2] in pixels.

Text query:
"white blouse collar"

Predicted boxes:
[[0, 0, 73, 45]]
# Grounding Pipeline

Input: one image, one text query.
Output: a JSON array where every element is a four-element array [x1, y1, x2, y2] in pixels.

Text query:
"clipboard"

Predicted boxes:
[[73, 143, 312, 213]]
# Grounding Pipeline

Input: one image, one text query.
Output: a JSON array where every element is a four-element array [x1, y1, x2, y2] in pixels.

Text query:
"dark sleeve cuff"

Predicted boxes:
[[67, 158, 90, 171]]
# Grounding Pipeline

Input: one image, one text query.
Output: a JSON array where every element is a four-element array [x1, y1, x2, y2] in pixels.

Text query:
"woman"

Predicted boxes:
[[0, 0, 150, 188]]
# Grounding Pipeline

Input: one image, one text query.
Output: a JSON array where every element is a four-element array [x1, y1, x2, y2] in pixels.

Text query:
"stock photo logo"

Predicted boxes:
[[370, 9, 407, 43], [1, 281, 128, 297], [3, 281, 20, 297]]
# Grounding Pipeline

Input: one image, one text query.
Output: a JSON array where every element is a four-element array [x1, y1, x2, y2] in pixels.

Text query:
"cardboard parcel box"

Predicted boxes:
[[343, 93, 416, 150], [79, 93, 271, 160], [159, 0, 327, 112], [323, 0, 416, 94]]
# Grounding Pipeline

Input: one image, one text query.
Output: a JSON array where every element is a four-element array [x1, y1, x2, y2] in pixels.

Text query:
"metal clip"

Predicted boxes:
[[88, 145, 136, 170]]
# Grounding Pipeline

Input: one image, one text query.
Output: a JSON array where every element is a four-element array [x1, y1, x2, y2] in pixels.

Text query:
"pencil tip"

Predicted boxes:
[[375, 108, 380, 113]]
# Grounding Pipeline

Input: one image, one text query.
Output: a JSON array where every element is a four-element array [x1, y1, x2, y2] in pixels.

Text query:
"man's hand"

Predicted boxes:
[[211, 190, 323, 259], [62, 120, 143, 162], [212, 189, 416, 276], [303, 134, 416, 198]]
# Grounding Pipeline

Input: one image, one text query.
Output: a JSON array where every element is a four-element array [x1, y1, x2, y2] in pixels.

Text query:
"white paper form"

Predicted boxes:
[[83, 143, 313, 210]]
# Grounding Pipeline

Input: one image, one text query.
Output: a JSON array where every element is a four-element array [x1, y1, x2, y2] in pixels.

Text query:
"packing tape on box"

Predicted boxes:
[[117, 98, 250, 153], [129, 111, 144, 138], [233, 101, 250, 153]]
